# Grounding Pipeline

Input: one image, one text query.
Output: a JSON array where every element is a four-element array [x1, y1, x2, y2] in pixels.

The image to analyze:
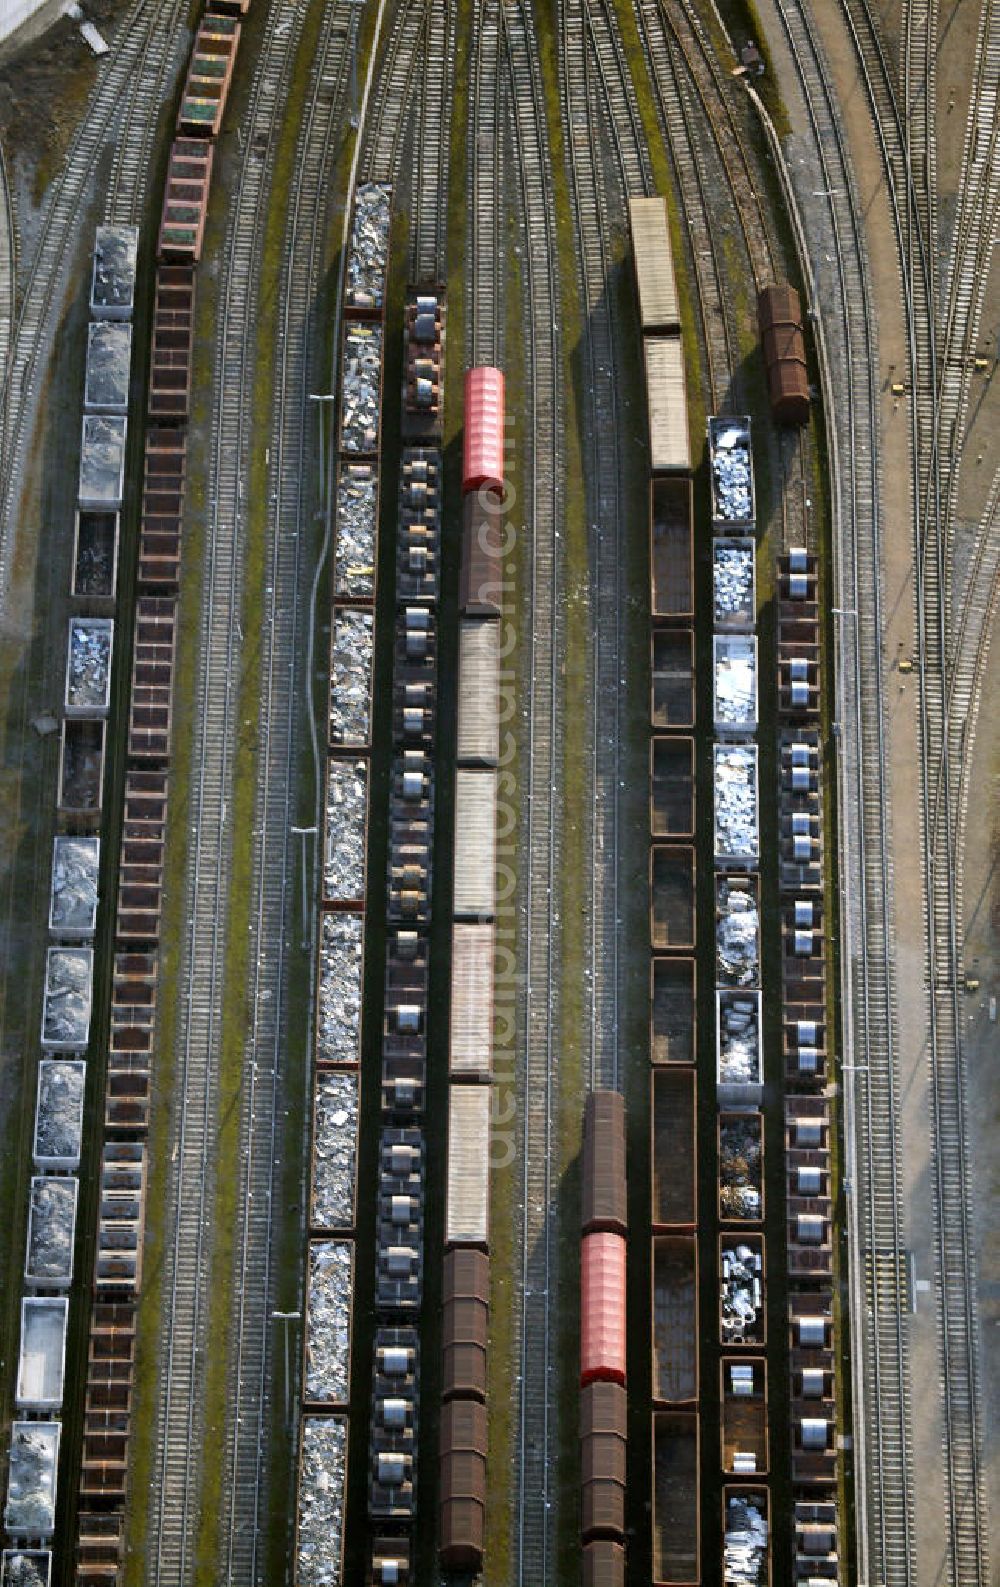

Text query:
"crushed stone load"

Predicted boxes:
[[714, 746, 759, 862], [719, 1117, 763, 1220], [49, 837, 100, 937], [297, 1415, 347, 1585], [34, 1064, 86, 1167], [724, 1491, 769, 1585], [311, 1072, 359, 1229], [25, 1179, 78, 1286], [317, 915, 363, 1066], [721, 1242, 765, 1345], [41, 949, 93, 1051], [324, 760, 367, 902], [4, 1423, 60, 1536], [334, 466, 377, 600], [716, 880, 760, 988], [305, 1240, 353, 1403], [718, 992, 762, 1086], [345, 183, 391, 311], [329, 610, 373, 746], [714, 541, 755, 625], [90, 225, 138, 317], [340, 325, 382, 454], [65, 621, 113, 713], [711, 418, 754, 524]]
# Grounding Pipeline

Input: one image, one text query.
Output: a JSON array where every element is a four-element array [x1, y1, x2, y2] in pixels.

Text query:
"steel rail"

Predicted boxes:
[[147, 4, 310, 1580], [411, 0, 455, 283], [468, 0, 504, 368], [633, 0, 739, 404], [219, 10, 354, 1582], [361, 0, 427, 186], [842, 6, 989, 1577], [770, 6, 914, 1582], [498, 3, 563, 1579], [0, 0, 188, 590]]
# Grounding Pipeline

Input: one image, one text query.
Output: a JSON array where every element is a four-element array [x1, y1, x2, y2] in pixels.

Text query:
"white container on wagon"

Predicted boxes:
[[445, 1085, 491, 1248], [15, 1300, 68, 1414]]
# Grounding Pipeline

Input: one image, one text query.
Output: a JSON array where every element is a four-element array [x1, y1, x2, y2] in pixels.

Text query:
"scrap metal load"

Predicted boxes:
[[709, 417, 755, 530], [579, 1093, 627, 1580]]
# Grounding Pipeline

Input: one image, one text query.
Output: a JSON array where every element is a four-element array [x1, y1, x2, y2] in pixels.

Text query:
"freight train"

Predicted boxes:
[[629, 190, 842, 1587], [434, 365, 506, 1577], [580, 1091, 628, 1586]]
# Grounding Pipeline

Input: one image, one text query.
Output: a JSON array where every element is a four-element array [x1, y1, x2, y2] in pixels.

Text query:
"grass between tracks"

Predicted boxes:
[[124, 5, 330, 1581]]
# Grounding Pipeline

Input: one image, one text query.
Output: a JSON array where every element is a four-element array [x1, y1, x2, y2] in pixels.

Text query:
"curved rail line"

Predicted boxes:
[[0, 0, 188, 588], [361, 0, 427, 186], [840, 5, 989, 1579], [770, 6, 914, 1583], [147, 5, 311, 1580], [633, 0, 738, 404], [219, 12, 354, 1583], [496, 2, 564, 1579]]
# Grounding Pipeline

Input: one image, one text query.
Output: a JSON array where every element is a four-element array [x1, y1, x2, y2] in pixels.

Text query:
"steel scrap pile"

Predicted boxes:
[[716, 645, 755, 725], [719, 1118, 762, 1219], [311, 1073, 359, 1229], [714, 543, 754, 621], [718, 996, 760, 1084], [50, 838, 99, 933], [724, 1492, 769, 1584], [35, 1066, 85, 1160], [42, 952, 92, 1047], [329, 610, 373, 745], [296, 1417, 347, 1586], [4, 1426, 57, 1533], [341, 326, 382, 454], [716, 884, 759, 987], [305, 1240, 352, 1403], [27, 1180, 76, 1281], [715, 748, 758, 858], [324, 762, 367, 901], [712, 424, 753, 522], [345, 182, 390, 310], [334, 466, 377, 599], [3, 1554, 49, 1587], [67, 623, 112, 710], [721, 1244, 764, 1344], [317, 915, 363, 1065]]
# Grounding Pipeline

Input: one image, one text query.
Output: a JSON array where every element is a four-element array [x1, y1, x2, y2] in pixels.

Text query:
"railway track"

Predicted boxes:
[[0, 0, 188, 592], [495, 2, 564, 1578], [411, 0, 454, 283], [218, 11, 354, 1584], [557, 0, 644, 1096], [768, 6, 915, 1585], [840, 6, 989, 1581], [361, 0, 427, 186], [146, 5, 310, 1580], [468, 0, 503, 367], [633, 0, 739, 405], [0, 142, 12, 394]]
